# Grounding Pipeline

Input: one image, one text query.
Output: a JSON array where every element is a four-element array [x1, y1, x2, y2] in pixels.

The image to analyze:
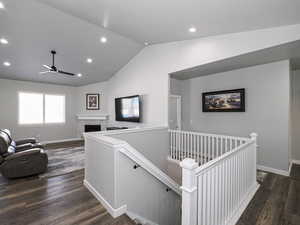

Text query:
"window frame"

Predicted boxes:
[[18, 92, 66, 126], [44, 94, 66, 124]]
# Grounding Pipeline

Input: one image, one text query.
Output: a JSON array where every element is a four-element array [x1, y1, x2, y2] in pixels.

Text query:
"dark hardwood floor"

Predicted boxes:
[[0, 142, 135, 225], [237, 165, 300, 225], [1, 140, 300, 225], [0, 169, 135, 225]]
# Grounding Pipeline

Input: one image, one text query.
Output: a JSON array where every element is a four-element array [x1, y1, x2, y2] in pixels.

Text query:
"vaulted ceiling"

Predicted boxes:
[[39, 0, 300, 43], [0, 0, 143, 86], [1, 0, 300, 86]]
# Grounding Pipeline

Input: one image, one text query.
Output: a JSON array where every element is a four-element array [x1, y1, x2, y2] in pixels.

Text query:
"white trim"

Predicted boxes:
[[292, 159, 300, 165], [226, 183, 260, 225], [42, 138, 82, 145], [103, 126, 168, 135], [83, 180, 127, 218], [169, 95, 182, 130], [84, 126, 168, 145], [289, 161, 293, 176], [127, 211, 159, 225], [257, 165, 290, 176], [84, 133, 127, 148], [77, 114, 109, 121], [167, 156, 181, 165]]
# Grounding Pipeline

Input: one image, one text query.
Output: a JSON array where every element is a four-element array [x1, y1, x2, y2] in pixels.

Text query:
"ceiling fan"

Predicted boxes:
[[40, 50, 75, 76]]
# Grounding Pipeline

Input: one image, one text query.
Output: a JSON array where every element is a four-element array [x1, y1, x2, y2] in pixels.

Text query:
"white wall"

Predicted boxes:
[[108, 128, 169, 173], [291, 70, 300, 161], [175, 61, 290, 172], [170, 78, 183, 96], [0, 78, 78, 142], [76, 81, 108, 115], [104, 24, 300, 127], [2, 24, 300, 142]]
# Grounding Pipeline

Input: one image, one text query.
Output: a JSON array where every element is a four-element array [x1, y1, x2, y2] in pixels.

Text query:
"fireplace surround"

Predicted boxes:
[[84, 124, 101, 132]]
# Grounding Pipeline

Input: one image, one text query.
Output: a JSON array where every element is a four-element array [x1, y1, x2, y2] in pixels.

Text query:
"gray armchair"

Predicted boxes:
[[0, 129, 48, 178]]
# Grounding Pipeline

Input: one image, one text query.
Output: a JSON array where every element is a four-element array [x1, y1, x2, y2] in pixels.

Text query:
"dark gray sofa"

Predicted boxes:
[[0, 129, 48, 178]]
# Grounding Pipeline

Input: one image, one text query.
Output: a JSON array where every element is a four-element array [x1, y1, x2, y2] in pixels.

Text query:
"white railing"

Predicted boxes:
[[181, 133, 259, 225], [84, 127, 181, 225], [169, 130, 248, 165]]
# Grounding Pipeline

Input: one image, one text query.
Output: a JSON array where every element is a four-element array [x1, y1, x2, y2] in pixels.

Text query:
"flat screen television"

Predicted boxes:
[[115, 95, 141, 122]]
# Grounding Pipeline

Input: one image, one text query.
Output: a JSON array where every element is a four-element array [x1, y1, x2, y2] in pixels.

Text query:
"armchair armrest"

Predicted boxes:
[[15, 143, 34, 152], [5, 148, 41, 161], [15, 138, 37, 145]]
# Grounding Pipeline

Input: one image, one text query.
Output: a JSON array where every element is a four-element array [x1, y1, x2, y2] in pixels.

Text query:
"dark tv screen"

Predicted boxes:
[[115, 95, 141, 122]]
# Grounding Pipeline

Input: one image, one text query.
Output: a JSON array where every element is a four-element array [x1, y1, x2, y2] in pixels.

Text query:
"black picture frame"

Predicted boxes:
[[86, 93, 100, 110], [202, 89, 245, 112]]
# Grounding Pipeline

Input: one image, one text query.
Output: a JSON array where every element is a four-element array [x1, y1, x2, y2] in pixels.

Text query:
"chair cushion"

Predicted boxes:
[[0, 131, 11, 155]]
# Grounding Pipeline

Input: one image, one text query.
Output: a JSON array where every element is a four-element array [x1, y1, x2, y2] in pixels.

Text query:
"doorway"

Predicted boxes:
[[169, 95, 181, 130]]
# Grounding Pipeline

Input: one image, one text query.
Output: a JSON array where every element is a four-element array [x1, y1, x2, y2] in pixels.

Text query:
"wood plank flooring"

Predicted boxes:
[[237, 165, 300, 225], [0, 169, 135, 225], [0, 141, 135, 225], [1, 139, 300, 225]]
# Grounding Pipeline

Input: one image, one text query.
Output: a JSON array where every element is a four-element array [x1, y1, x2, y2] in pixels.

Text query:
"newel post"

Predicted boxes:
[[180, 158, 198, 225], [250, 133, 258, 174]]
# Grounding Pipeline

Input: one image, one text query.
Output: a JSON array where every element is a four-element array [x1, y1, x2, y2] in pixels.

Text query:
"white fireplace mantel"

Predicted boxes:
[[77, 114, 109, 137], [77, 114, 109, 121]]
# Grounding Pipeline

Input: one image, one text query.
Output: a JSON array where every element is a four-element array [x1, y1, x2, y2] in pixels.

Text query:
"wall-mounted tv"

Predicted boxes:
[[202, 89, 245, 112], [115, 95, 141, 122]]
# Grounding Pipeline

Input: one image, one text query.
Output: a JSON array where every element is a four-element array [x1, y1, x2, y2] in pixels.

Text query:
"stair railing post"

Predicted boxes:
[[180, 158, 198, 225], [250, 132, 258, 174]]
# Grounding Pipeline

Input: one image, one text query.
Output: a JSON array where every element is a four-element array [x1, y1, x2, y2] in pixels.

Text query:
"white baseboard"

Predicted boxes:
[[83, 180, 127, 218], [127, 211, 159, 225], [257, 165, 290, 176], [292, 159, 300, 165], [289, 161, 293, 175], [42, 138, 83, 145], [226, 183, 260, 225]]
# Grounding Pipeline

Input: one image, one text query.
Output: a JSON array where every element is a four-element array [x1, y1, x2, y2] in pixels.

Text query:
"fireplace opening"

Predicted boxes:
[[84, 124, 101, 132]]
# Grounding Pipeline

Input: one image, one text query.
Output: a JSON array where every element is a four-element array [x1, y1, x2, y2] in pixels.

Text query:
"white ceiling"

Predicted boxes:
[[1, 0, 300, 86], [39, 0, 300, 44], [171, 40, 300, 80], [0, 0, 142, 86]]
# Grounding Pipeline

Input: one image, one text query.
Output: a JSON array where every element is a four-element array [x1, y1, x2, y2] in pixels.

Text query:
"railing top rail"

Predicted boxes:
[[169, 129, 249, 141], [86, 126, 168, 136], [194, 139, 255, 175]]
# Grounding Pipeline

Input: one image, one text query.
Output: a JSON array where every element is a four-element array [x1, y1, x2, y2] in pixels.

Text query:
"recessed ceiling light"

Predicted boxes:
[[0, 38, 8, 45], [3, 61, 11, 67], [86, 58, 93, 63], [77, 73, 82, 77], [100, 37, 107, 43], [189, 27, 197, 33], [0, 2, 5, 9]]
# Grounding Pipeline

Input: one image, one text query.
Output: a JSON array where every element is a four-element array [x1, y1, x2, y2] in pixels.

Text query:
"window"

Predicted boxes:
[[18, 92, 65, 125], [45, 95, 65, 123], [19, 92, 44, 125]]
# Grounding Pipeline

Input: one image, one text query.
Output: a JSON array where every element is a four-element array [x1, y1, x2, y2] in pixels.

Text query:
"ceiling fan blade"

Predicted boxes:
[[58, 70, 75, 76], [43, 64, 52, 70], [39, 71, 50, 74]]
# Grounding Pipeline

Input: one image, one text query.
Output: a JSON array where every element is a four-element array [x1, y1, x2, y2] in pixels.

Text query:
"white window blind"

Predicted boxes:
[[18, 92, 66, 125], [19, 92, 43, 125], [45, 94, 65, 123]]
